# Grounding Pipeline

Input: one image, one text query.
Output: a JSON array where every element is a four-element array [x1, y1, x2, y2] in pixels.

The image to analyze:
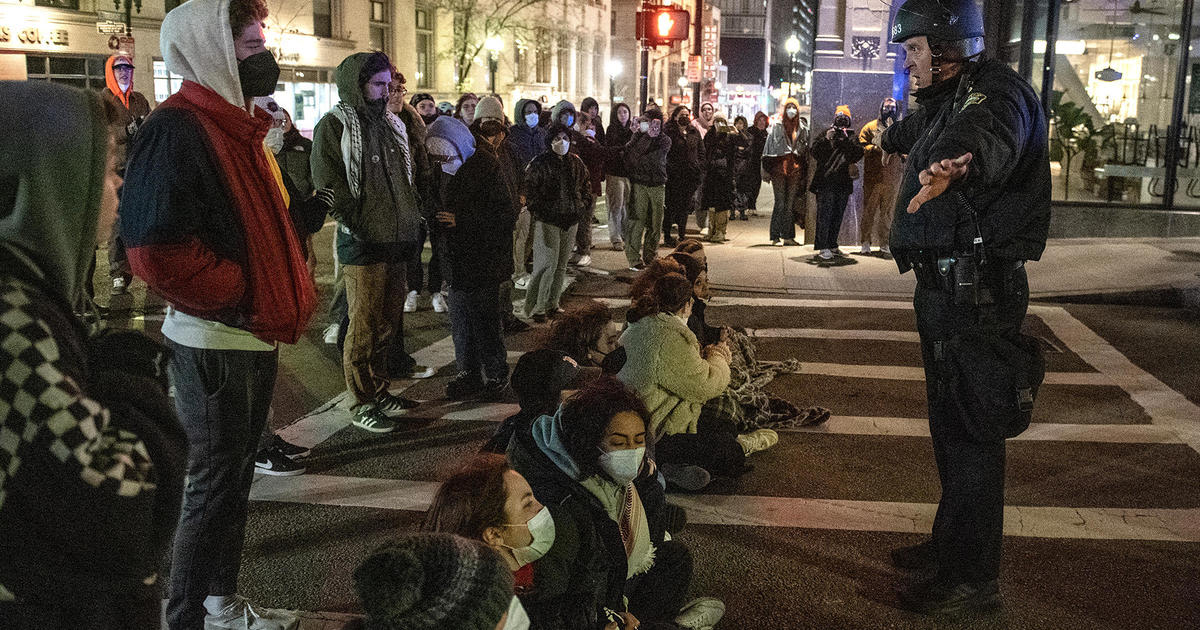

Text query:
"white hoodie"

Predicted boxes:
[[161, 0, 245, 109]]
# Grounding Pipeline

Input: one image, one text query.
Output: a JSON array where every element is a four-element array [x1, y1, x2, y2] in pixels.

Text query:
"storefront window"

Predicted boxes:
[[313, 0, 332, 38], [26, 54, 107, 91], [275, 68, 337, 135], [35, 0, 80, 9], [415, 6, 433, 88]]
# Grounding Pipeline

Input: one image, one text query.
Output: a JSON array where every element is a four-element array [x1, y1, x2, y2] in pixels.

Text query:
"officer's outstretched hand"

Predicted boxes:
[[907, 152, 973, 214]]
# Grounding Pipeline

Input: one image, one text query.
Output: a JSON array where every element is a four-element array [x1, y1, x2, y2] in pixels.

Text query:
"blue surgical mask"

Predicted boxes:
[[525, 112, 540, 127], [598, 446, 645, 485]]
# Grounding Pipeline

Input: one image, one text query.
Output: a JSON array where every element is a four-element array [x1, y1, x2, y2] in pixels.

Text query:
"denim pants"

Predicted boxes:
[[770, 174, 804, 241], [524, 221, 578, 316], [605, 175, 631, 244], [575, 197, 595, 255], [165, 343, 278, 629], [448, 284, 508, 383], [814, 189, 851, 251]]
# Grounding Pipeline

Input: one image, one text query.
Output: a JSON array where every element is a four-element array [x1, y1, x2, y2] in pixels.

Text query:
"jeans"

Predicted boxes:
[[165, 343, 278, 630], [625, 183, 665, 266], [448, 284, 508, 383], [814, 189, 851, 251], [605, 175, 631, 244], [523, 221, 577, 316], [512, 207, 533, 279], [406, 223, 445, 294], [914, 267, 1029, 584], [625, 539, 694, 625], [770, 174, 804, 241], [108, 213, 130, 282], [343, 262, 407, 407]]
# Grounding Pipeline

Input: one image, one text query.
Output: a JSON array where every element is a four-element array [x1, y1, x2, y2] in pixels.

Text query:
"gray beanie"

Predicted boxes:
[[354, 534, 513, 630], [474, 96, 505, 123]]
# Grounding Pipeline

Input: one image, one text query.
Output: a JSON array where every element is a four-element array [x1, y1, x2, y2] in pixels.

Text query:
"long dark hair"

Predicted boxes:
[[558, 378, 651, 480], [422, 454, 511, 539], [544, 300, 613, 364]]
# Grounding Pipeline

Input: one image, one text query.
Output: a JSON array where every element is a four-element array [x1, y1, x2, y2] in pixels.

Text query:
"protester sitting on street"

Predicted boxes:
[[627, 256, 689, 323], [700, 116, 744, 244], [507, 378, 726, 630], [623, 109, 671, 270], [441, 98, 518, 401], [354, 533, 521, 630], [810, 105, 866, 263], [523, 125, 592, 323], [603, 103, 635, 252], [543, 300, 623, 372], [663, 106, 706, 247], [482, 349, 582, 455], [0, 81, 188, 630], [455, 92, 479, 127], [762, 98, 809, 246]]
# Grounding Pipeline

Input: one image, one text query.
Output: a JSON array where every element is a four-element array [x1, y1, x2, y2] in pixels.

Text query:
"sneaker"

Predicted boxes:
[[891, 540, 938, 572], [203, 594, 299, 630], [897, 578, 1001, 616], [377, 392, 420, 417], [661, 463, 711, 491], [699, 227, 709, 236], [110, 276, 128, 295], [532, 313, 547, 323], [322, 323, 340, 345], [628, 262, 646, 272], [514, 274, 531, 290], [351, 405, 398, 433], [446, 373, 484, 400], [771, 239, 782, 247], [832, 247, 846, 257], [267, 434, 311, 459], [611, 241, 624, 251], [859, 245, 873, 255], [782, 238, 801, 246], [403, 290, 420, 313], [479, 378, 509, 400], [503, 317, 531, 333], [674, 597, 726, 629], [663, 236, 678, 248], [736, 428, 779, 456], [431, 292, 448, 313], [402, 365, 436, 379], [575, 254, 592, 267], [254, 447, 306, 476], [819, 249, 835, 260]]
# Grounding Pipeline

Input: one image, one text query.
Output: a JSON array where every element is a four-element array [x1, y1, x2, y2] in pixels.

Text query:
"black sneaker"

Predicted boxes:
[[267, 434, 311, 459], [661, 463, 712, 491], [479, 379, 509, 400], [503, 317, 531, 333], [377, 392, 420, 417], [254, 447, 306, 476], [663, 236, 679, 248], [446, 373, 485, 400], [891, 540, 937, 572], [352, 405, 398, 433], [897, 578, 1000, 616], [531, 313, 547, 324]]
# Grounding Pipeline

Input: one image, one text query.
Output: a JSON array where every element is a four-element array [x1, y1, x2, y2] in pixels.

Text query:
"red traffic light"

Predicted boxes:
[[637, 8, 690, 45]]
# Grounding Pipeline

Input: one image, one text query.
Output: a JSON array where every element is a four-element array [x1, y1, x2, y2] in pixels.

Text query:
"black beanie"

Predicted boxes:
[[410, 92, 435, 108], [354, 534, 513, 630]]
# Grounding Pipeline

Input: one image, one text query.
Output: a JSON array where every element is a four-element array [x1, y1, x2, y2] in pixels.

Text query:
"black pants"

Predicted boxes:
[[447, 284, 508, 383], [626, 539, 693, 626], [913, 266, 1029, 584], [406, 223, 445, 294], [664, 177, 697, 241], [814, 189, 851, 250], [654, 410, 747, 479], [165, 343, 279, 629]]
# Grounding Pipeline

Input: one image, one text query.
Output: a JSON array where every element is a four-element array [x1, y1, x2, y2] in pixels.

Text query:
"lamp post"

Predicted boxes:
[[677, 75, 689, 103], [785, 34, 800, 100], [607, 59, 623, 105], [485, 35, 504, 94]]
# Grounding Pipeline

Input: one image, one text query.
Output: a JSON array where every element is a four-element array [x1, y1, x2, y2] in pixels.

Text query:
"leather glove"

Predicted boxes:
[[313, 188, 335, 213]]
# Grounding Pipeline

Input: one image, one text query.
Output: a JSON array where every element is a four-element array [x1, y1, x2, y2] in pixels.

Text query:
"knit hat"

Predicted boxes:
[[354, 534, 513, 630], [426, 115, 476, 162], [410, 92, 435, 108], [474, 96, 504, 124], [835, 105, 852, 118], [511, 349, 582, 399]]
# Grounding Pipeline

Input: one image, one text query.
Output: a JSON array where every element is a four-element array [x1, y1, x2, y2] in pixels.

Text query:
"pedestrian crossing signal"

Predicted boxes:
[[637, 7, 690, 46]]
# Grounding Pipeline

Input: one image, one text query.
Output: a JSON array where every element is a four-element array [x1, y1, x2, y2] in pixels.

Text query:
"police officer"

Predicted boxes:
[[881, 0, 1051, 615]]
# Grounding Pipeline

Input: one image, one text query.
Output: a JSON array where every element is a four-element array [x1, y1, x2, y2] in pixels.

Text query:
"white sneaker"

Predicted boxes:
[[674, 597, 726, 629], [699, 227, 709, 236], [832, 247, 846, 257], [431, 292, 448, 313], [736, 428, 779, 456], [514, 274, 530, 290], [819, 249, 835, 260], [403, 290, 420, 313], [859, 244, 872, 255], [322, 323, 340, 345], [576, 254, 592, 267], [204, 595, 298, 630]]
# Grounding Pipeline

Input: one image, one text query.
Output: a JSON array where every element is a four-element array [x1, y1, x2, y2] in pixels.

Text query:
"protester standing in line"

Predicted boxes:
[[604, 103, 634, 252], [809, 105, 865, 263], [100, 54, 151, 297], [312, 51, 427, 434], [857, 97, 903, 258], [506, 98, 546, 290], [580, 96, 606, 145], [0, 80, 187, 630], [761, 98, 808, 246], [663, 106, 705, 247], [572, 111, 614, 268], [737, 112, 769, 220], [411, 92, 440, 125], [522, 125, 592, 323], [623, 109, 671, 270], [456, 92, 479, 126], [701, 116, 743, 244], [118, 0, 316, 626], [883, 0, 1051, 613]]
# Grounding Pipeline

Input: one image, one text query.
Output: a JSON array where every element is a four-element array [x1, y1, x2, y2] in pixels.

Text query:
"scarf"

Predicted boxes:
[[330, 102, 413, 199], [579, 477, 656, 578], [165, 81, 316, 344]]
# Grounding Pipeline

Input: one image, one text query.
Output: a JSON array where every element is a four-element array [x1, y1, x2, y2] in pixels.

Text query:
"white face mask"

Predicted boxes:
[[584, 128, 596, 138], [117, 78, 132, 93], [502, 596, 531, 630], [639, 121, 650, 133], [786, 108, 797, 119], [524, 112, 540, 127], [552, 138, 570, 156], [499, 505, 556, 568], [598, 446, 645, 485], [264, 127, 285, 154]]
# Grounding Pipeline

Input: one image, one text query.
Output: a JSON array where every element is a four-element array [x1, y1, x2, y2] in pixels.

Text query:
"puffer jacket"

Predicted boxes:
[[525, 149, 593, 229]]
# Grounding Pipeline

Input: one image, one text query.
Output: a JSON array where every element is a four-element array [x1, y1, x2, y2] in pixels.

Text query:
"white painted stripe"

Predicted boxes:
[[748, 328, 922, 343], [1030, 305, 1200, 454], [250, 474, 1200, 542], [786, 416, 1183, 444], [595, 297, 914, 310], [788, 361, 1113, 386]]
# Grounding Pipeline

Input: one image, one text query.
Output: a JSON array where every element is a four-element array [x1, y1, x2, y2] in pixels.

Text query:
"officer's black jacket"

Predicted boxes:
[[881, 59, 1051, 272]]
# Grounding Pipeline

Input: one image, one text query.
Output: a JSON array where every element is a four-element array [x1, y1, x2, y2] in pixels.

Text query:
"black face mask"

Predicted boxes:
[[882, 108, 897, 121], [238, 51, 280, 99], [833, 115, 851, 129]]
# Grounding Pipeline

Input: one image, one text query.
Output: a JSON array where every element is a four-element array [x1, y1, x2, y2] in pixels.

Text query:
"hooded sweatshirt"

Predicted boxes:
[[762, 97, 809, 179], [313, 53, 421, 265], [0, 81, 187, 616], [505, 98, 546, 169], [121, 0, 316, 348], [102, 55, 152, 171]]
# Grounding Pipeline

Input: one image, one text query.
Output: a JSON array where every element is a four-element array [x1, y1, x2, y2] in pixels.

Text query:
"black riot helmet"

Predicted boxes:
[[890, 0, 985, 45]]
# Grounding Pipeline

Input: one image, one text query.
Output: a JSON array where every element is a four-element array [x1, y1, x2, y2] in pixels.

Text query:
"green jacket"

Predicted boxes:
[[616, 313, 730, 436]]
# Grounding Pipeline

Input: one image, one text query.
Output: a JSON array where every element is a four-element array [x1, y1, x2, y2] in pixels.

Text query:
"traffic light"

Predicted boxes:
[[637, 6, 690, 47]]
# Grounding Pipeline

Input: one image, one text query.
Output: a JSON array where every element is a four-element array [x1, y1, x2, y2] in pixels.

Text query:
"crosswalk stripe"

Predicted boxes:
[[747, 328, 922, 342], [785, 416, 1183, 444], [248, 473, 1200, 543], [784, 361, 1112, 386], [594, 297, 914, 310]]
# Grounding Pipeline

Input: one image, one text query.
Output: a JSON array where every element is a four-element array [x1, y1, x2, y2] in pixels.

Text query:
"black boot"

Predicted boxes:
[[897, 577, 1000, 616]]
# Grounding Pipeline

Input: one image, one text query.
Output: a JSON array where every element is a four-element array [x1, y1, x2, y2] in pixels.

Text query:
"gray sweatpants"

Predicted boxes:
[[523, 221, 578, 316]]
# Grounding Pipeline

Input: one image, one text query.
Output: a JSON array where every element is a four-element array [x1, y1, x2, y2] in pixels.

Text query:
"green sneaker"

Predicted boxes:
[[351, 405, 397, 433]]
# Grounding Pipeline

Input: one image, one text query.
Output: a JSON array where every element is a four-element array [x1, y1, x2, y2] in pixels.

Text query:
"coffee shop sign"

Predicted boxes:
[[0, 24, 71, 48]]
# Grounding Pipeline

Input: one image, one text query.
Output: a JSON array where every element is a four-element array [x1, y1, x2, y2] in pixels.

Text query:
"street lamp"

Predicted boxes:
[[607, 58, 623, 105], [485, 35, 504, 94], [785, 34, 800, 100], [678, 75, 689, 103]]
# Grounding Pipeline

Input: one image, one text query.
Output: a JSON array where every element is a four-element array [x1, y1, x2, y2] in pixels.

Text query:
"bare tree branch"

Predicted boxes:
[[430, 0, 549, 91]]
